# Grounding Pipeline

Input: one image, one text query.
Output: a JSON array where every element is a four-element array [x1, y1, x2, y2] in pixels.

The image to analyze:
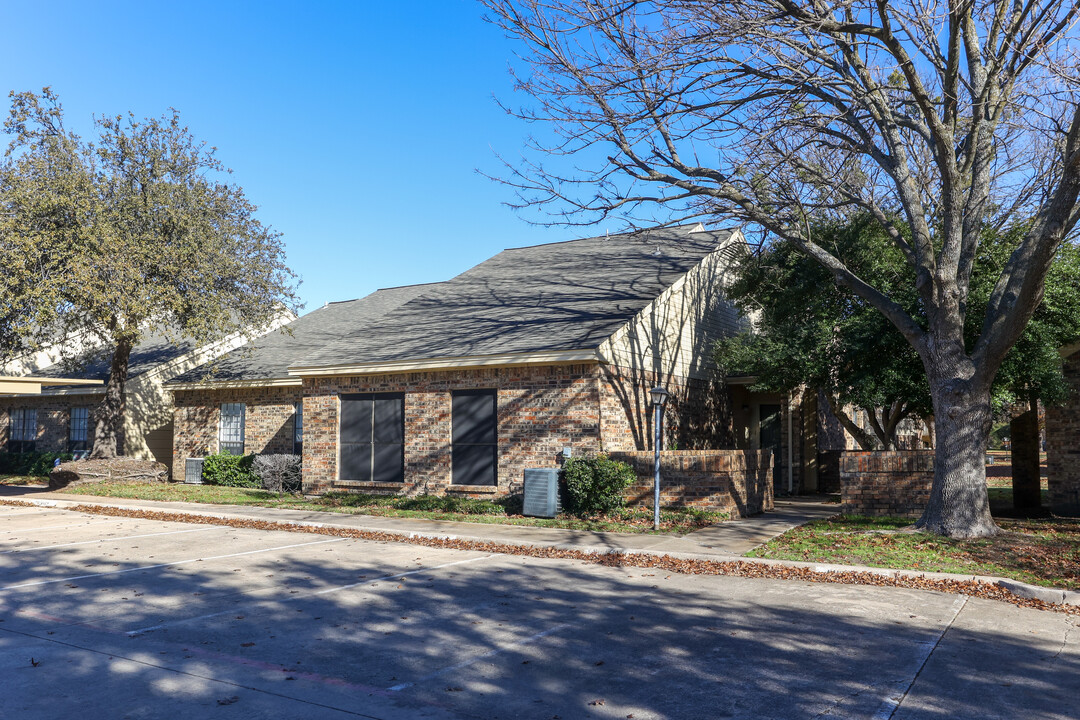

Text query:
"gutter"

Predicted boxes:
[[168, 376, 303, 391], [287, 349, 600, 377]]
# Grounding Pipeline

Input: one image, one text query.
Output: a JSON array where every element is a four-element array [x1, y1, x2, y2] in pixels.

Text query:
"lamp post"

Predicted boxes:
[[649, 385, 669, 531]]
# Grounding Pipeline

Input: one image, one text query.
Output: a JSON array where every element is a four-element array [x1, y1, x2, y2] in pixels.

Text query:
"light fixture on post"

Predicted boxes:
[[649, 385, 669, 531]]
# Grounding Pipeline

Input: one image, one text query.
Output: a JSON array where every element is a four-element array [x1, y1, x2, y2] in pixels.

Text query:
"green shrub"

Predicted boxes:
[[201, 451, 260, 488], [562, 454, 635, 517], [0, 451, 74, 477]]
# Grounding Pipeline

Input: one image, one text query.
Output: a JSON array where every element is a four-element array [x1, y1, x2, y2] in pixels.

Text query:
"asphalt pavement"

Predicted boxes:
[[0, 502, 1077, 719]]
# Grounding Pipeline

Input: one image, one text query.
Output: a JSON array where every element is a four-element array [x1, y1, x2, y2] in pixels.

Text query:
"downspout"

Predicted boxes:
[[787, 394, 794, 494]]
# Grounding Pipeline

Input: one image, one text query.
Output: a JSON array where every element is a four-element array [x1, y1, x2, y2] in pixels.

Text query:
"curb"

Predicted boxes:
[[12, 495, 1078, 610]]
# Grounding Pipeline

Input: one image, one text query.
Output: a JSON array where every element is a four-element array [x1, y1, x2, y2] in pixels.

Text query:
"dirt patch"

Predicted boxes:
[[49, 459, 168, 490]]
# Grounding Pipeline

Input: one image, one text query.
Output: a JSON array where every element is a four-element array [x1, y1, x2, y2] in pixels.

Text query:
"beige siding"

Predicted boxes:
[[2, 312, 295, 473], [598, 230, 747, 380]]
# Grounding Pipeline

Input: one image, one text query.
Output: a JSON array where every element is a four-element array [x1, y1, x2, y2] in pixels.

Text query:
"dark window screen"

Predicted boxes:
[[759, 404, 782, 452], [340, 393, 404, 483], [452, 390, 497, 486], [759, 403, 782, 480]]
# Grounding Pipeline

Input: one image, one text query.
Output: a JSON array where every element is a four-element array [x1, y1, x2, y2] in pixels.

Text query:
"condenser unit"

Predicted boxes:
[[184, 457, 205, 484], [522, 468, 562, 518]]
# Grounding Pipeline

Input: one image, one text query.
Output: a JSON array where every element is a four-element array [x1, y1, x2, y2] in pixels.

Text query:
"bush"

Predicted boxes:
[[562, 454, 635, 517], [253, 454, 302, 494], [0, 451, 74, 477], [201, 451, 260, 488]]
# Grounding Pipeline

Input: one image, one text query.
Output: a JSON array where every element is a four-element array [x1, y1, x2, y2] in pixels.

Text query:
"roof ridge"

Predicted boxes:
[[499, 224, 728, 252], [324, 281, 447, 306]]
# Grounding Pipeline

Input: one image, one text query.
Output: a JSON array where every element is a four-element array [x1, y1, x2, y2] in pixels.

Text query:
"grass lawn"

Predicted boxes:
[[0, 474, 46, 486], [748, 514, 1080, 590], [44, 481, 728, 535]]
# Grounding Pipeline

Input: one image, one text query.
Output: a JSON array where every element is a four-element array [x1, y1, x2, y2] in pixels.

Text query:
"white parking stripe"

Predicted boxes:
[[0, 538, 347, 591], [125, 553, 497, 635], [0, 525, 219, 554]]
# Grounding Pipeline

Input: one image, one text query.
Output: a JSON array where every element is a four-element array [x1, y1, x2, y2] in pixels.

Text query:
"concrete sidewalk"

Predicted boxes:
[[2, 484, 1077, 607], [0, 485, 834, 559]]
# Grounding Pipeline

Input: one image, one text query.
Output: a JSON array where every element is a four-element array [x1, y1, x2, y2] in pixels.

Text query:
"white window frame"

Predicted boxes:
[[10, 408, 37, 442], [69, 407, 90, 451], [219, 403, 246, 455]]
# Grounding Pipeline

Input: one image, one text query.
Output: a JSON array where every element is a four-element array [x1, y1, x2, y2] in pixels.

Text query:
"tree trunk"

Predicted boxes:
[[914, 382, 999, 538], [824, 394, 878, 450], [89, 338, 132, 460], [1010, 395, 1042, 511]]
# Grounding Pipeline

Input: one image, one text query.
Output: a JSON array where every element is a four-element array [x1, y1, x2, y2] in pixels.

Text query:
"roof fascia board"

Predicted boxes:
[[169, 377, 304, 391], [1, 387, 106, 398], [288, 349, 599, 377]]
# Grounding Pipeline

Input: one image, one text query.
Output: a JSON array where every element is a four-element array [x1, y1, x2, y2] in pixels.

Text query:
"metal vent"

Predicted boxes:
[[184, 457, 205, 485], [522, 468, 561, 518]]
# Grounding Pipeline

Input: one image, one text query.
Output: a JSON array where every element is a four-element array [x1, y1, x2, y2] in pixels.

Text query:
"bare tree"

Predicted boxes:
[[483, 0, 1080, 537]]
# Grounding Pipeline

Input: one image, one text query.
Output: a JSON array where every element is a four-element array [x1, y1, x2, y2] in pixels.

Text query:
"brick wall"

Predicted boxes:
[[599, 365, 734, 453], [301, 364, 603, 497], [839, 451, 935, 516], [0, 396, 100, 454], [172, 385, 302, 473], [1046, 350, 1080, 515], [611, 450, 773, 516], [174, 362, 739, 499]]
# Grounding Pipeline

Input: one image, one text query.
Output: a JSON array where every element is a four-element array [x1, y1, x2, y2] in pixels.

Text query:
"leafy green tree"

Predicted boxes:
[[719, 216, 1080, 510], [716, 217, 931, 450], [970, 232, 1080, 509], [0, 89, 299, 458]]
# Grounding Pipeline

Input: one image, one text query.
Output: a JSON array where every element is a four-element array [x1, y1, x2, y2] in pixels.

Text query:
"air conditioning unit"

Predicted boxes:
[[522, 468, 561, 518], [184, 457, 205, 485]]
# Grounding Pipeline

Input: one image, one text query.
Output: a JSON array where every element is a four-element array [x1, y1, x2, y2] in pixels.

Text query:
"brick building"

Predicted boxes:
[[169, 224, 813, 497], [1046, 342, 1080, 515], [0, 319, 292, 471]]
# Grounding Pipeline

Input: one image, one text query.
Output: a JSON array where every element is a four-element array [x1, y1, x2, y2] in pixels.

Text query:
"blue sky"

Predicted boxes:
[[0, 0, 589, 312]]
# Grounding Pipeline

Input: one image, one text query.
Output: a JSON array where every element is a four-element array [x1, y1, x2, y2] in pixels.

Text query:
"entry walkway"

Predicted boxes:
[[673, 496, 841, 555], [0, 486, 837, 560]]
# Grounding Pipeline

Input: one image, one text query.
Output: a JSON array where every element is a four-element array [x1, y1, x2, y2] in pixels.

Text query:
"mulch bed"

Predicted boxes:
[[3, 499, 1075, 616]]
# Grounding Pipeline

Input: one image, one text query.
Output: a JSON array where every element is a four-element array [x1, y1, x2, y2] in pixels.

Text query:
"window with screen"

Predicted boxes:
[[294, 401, 303, 455], [219, 403, 245, 455], [339, 393, 404, 483], [9, 408, 37, 453], [69, 407, 89, 452], [452, 390, 497, 486]]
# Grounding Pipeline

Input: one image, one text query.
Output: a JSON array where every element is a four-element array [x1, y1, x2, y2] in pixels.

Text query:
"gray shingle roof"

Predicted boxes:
[[167, 224, 735, 384], [169, 283, 439, 384], [291, 225, 734, 371], [32, 329, 198, 383]]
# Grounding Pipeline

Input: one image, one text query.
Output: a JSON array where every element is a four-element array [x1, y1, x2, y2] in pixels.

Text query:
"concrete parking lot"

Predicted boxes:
[[0, 503, 1077, 719]]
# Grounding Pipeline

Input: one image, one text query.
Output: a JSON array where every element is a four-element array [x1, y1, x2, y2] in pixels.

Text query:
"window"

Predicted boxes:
[[9, 408, 37, 453], [339, 393, 404, 483], [69, 407, 90, 453], [219, 403, 245, 455], [293, 401, 303, 455], [452, 390, 497, 486]]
